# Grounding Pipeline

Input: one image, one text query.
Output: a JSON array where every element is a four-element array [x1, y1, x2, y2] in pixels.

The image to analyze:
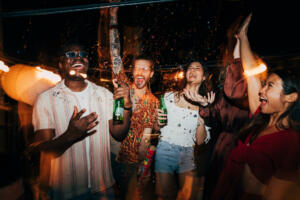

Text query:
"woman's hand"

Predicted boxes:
[[184, 89, 215, 107], [156, 108, 167, 127], [236, 13, 252, 40]]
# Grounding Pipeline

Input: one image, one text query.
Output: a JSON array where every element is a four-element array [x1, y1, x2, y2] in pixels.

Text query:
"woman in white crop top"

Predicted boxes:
[[154, 60, 213, 200]]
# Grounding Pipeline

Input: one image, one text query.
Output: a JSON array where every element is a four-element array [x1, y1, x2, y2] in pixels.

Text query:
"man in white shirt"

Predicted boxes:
[[32, 40, 132, 200]]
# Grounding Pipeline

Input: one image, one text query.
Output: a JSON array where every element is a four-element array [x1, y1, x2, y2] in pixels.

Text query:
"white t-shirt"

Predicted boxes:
[[32, 80, 114, 199], [71, 85, 92, 188]]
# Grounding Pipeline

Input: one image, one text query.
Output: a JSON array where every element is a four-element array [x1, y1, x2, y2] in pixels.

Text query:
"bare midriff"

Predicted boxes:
[[242, 164, 267, 196]]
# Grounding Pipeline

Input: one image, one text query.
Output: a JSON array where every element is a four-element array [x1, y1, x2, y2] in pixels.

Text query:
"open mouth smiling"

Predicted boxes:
[[259, 96, 268, 106]]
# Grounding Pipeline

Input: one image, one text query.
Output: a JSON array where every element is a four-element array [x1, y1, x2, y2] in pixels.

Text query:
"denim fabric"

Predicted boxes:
[[155, 140, 195, 173]]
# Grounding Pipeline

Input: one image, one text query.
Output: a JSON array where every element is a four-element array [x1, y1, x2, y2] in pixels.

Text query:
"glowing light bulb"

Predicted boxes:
[[177, 71, 184, 79], [175, 71, 184, 80], [36, 67, 61, 83]]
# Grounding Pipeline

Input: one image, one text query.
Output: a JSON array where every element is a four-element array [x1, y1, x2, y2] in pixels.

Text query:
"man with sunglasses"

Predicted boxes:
[[31, 41, 132, 200], [109, 7, 159, 200]]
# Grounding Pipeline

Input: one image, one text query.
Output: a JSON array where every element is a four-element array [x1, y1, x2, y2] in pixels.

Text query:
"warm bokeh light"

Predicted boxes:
[[175, 71, 184, 80], [36, 66, 61, 83], [244, 63, 267, 77], [100, 78, 111, 82], [0, 60, 9, 72], [178, 71, 184, 79], [1, 64, 61, 105]]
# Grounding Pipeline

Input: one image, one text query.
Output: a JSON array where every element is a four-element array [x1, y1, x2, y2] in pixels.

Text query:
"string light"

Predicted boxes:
[[175, 71, 184, 80], [36, 66, 61, 83], [0, 61, 9, 72]]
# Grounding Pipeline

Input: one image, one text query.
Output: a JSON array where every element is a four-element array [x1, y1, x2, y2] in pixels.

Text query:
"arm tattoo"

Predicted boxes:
[[113, 57, 122, 66], [109, 26, 123, 74], [110, 16, 118, 25]]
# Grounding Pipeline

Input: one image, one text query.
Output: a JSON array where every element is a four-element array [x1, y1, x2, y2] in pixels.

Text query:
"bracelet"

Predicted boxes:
[[199, 102, 208, 107], [244, 63, 267, 77], [124, 106, 132, 110]]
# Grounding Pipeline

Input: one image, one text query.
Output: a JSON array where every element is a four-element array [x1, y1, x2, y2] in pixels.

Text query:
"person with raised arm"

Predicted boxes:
[[109, 6, 159, 200], [154, 58, 212, 200], [184, 24, 249, 200], [212, 14, 300, 200]]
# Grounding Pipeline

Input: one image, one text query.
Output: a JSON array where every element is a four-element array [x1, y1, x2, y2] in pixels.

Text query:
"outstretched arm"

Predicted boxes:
[[109, 6, 131, 88], [223, 36, 249, 110], [109, 7, 123, 75], [238, 14, 264, 114], [233, 35, 240, 59], [183, 90, 216, 107]]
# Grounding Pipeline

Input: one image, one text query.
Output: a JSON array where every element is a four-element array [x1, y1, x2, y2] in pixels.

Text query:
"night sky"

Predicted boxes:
[[1, 0, 299, 70]]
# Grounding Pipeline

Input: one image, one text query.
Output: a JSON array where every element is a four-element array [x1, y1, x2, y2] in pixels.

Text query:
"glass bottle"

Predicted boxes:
[[113, 84, 124, 124], [159, 94, 167, 124]]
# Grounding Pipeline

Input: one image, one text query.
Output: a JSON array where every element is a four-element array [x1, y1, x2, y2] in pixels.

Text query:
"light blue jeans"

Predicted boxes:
[[155, 140, 195, 174]]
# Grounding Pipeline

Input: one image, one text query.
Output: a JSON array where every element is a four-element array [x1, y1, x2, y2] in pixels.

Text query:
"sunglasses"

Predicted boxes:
[[65, 51, 88, 59]]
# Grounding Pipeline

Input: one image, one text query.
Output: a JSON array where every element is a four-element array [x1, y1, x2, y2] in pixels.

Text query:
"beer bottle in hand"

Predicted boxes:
[[159, 94, 167, 124], [113, 84, 124, 124]]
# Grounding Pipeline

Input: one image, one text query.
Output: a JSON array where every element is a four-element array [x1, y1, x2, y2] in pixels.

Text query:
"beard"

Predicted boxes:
[[64, 68, 87, 81], [62, 58, 89, 80], [66, 73, 84, 81]]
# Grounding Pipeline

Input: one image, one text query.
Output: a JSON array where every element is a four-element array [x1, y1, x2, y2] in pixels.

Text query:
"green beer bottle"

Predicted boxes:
[[159, 94, 167, 124], [113, 84, 124, 124]]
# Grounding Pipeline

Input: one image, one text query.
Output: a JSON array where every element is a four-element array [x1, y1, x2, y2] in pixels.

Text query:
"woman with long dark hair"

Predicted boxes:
[[211, 14, 300, 200], [154, 59, 211, 200], [184, 34, 250, 200], [154, 32, 253, 199]]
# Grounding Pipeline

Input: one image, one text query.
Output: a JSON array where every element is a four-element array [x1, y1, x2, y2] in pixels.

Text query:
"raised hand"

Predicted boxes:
[[206, 91, 216, 104], [233, 35, 240, 59], [67, 106, 98, 142], [237, 13, 252, 39], [109, 6, 119, 18], [109, 0, 120, 18], [184, 89, 215, 106]]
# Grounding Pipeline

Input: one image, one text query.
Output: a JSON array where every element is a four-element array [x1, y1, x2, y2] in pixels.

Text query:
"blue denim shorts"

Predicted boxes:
[[155, 140, 195, 173]]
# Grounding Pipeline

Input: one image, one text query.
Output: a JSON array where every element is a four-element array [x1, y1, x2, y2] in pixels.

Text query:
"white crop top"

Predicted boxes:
[[160, 92, 201, 147]]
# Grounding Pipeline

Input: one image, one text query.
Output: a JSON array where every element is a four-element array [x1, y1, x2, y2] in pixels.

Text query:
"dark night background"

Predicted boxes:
[[0, 0, 300, 94], [0, 1, 300, 197], [1, 0, 299, 68]]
